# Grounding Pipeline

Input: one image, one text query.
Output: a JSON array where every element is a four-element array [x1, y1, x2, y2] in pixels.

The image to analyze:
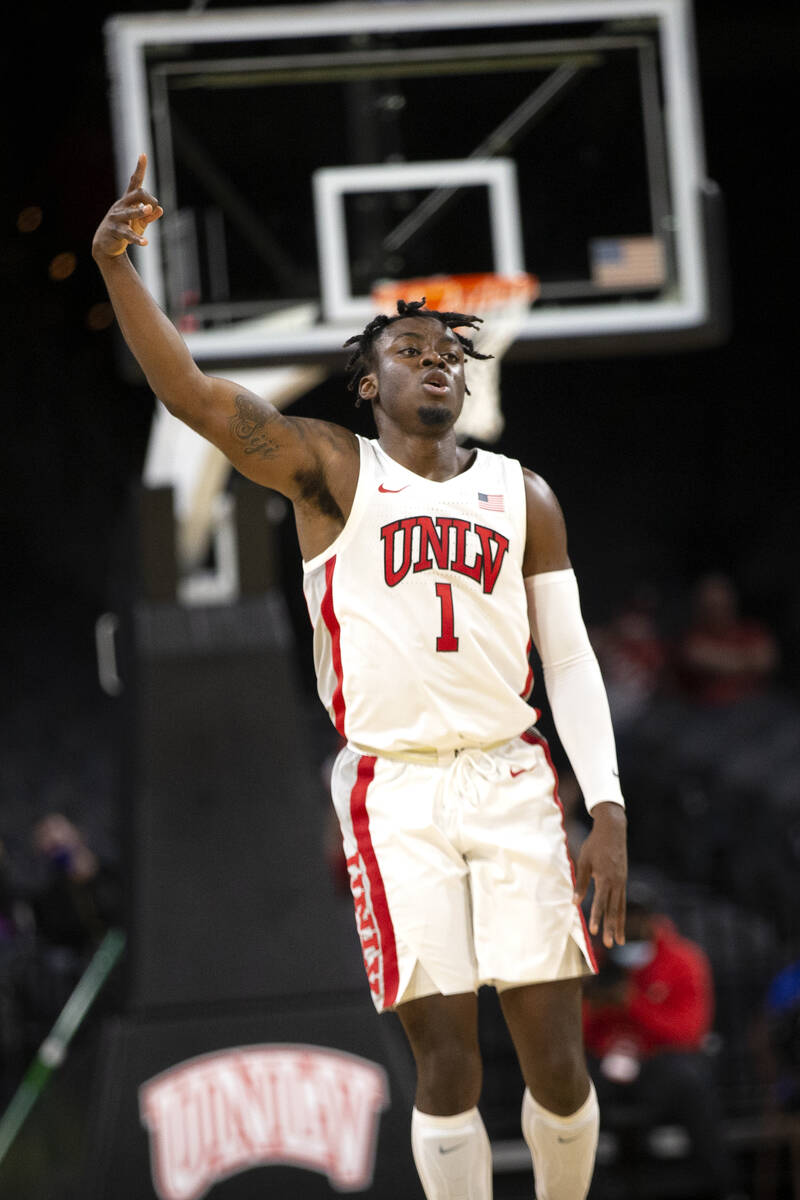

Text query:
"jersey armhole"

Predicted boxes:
[[508, 457, 528, 566], [302, 434, 373, 574]]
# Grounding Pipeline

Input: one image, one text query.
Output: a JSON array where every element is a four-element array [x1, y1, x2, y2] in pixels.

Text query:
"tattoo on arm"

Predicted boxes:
[[228, 394, 280, 459]]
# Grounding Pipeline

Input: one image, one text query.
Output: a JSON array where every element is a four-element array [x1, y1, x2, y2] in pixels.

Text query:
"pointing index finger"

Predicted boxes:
[[128, 153, 147, 193]]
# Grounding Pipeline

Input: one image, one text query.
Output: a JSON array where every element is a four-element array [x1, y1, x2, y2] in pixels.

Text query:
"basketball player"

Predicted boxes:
[[93, 156, 627, 1200]]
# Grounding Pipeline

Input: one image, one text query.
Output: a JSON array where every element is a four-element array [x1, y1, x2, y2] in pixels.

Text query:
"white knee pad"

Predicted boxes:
[[411, 1106, 492, 1199], [521, 1084, 599, 1200]]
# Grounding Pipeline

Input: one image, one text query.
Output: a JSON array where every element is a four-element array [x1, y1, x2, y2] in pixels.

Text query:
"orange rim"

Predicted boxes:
[[371, 271, 539, 315]]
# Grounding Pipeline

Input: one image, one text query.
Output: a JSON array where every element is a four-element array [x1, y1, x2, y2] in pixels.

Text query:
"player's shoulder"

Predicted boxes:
[[519, 465, 570, 574], [478, 447, 549, 488], [520, 466, 564, 521]]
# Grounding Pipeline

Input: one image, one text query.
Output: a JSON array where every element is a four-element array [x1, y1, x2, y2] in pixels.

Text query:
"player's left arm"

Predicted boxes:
[[522, 469, 628, 948]]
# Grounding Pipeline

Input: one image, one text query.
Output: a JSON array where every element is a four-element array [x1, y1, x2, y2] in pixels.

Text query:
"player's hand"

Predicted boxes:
[[573, 801, 627, 949], [92, 154, 164, 260]]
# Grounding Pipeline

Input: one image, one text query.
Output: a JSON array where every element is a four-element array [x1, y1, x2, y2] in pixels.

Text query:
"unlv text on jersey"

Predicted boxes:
[[380, 516, 510, 593]]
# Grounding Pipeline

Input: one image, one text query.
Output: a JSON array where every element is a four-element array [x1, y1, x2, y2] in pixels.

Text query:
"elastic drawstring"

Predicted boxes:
[[450, 747, 505, 807]]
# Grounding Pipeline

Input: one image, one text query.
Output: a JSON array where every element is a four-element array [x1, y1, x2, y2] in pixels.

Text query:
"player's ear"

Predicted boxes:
[[359, 373, 378, 403]]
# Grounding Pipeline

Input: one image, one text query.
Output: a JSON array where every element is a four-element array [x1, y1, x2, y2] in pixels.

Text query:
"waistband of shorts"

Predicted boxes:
[[348, 737, 512, 767]]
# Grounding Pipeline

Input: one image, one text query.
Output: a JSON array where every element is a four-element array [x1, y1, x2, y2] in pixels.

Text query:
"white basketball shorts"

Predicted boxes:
[[330, 728, 596, 1013]]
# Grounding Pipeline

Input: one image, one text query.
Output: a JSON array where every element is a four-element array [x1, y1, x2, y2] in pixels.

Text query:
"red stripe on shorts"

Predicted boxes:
[[320, 556, 346, 737], [521, 729, 598, 971], [520, 638, 534, 699], [350, 755, 399, 1008]]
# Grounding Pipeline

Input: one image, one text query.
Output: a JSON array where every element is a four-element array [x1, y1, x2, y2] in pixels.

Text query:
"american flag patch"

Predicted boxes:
[[478, 492, 504, 512], [589, 235, 666, 289]]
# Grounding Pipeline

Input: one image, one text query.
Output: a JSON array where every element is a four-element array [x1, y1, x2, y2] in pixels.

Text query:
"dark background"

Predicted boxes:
[[0, 1, 797, 1195]]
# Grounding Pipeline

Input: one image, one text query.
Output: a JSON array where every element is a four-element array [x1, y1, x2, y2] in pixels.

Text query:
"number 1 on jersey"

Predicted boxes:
[[435, 582, 459, 652]]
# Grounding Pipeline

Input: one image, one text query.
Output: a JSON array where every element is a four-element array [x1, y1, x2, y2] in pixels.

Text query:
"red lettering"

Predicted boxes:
[[435, 583, 459, 652], [474, 524, 510, 594], [380, 518, 415, 586], [449, 518, 483, 583], [381, 516, 508, 593], [346, 854, 383, 999], [413, 516, 451, 573]]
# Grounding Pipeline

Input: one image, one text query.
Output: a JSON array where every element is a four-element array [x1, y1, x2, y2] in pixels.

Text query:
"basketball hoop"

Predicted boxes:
[[371, 272, 539, 443]]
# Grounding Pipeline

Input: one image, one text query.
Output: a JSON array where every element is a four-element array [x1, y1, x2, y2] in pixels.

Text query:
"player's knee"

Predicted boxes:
[[525, 1039, 588, 1115], [416, 1040, 483, 1113]]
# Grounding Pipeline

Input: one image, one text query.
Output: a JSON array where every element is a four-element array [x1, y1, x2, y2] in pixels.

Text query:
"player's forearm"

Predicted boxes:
[[542, 653, 624, 810], [94, 251, 208, 419], [526, 569, 624, 812]]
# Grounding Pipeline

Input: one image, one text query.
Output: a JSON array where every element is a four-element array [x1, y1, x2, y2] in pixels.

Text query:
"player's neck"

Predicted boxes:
[[377, 428, 471, 481]]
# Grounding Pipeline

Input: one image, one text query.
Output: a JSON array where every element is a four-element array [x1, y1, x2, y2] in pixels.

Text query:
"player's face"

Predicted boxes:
[[361, 316, 466, 433]]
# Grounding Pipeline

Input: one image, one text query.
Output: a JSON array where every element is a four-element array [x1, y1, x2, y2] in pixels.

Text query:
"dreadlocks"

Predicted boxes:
[[343, 297, 493, 405]]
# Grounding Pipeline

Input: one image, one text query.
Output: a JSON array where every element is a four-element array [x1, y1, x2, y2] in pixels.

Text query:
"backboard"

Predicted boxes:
[[105, 0, 726, 371]]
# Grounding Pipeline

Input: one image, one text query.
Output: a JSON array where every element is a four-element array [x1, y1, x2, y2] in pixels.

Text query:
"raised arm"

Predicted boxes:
[[92, 156, 358, 523], [522, 469, 628, 948]]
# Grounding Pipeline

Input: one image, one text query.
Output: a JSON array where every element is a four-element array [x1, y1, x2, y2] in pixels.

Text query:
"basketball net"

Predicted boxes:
[[371, 272, 539, 443]]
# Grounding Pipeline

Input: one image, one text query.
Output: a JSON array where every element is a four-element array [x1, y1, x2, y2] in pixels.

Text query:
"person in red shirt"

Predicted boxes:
[[583, 880, 739, 1199], [583, 904, 712, 1059]]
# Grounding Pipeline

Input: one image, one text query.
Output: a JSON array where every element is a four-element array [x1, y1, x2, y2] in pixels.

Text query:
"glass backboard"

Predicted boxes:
[[105, 0, 727, 370]]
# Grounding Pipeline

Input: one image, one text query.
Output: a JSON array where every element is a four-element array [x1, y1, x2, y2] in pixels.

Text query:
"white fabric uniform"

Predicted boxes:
[[303, 437, 535, 754], [331, 734, 595, 1012], [303, 437, 595, 1011]]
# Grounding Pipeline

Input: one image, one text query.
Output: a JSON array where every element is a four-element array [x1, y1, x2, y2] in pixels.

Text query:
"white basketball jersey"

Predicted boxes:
[[303, 436, 536, 754]]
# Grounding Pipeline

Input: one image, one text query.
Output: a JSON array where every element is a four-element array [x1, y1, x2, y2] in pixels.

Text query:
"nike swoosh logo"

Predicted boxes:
[[438, 1143, 466, 1155], [558, 1133, 583, 1144], [378, 483, 409, 493], [510, 768, 530, 778]]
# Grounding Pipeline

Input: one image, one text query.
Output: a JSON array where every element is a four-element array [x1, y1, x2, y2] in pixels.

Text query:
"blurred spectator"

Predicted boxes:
[[760, 954, 800, 1114], [676, 573, 779, 706], [583, 879, 739, 1199], [750, 952, 800, 1199], [30, 813, 121, 955], [591, 583, 667, 731]]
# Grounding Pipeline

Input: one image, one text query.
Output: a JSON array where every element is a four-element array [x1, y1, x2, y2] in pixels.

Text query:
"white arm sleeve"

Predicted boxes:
[[525, 568, 624, 813]]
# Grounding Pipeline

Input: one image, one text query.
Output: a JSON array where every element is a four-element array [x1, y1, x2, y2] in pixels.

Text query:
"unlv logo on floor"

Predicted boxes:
[[139, 1044, 389, 1199]]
